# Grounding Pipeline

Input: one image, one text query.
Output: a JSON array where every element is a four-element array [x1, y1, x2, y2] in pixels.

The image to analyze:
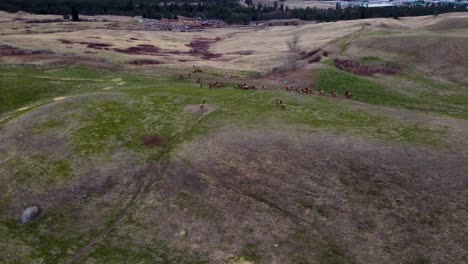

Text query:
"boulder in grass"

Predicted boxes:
[[20, 206, 40, 224]]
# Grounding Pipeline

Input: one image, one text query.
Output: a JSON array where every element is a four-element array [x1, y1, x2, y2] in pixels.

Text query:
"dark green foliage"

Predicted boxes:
[[0, 0, 466, 24], [71, 6, 79, 21]]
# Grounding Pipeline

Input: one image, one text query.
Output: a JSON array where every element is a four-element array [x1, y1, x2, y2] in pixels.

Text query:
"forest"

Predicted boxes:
[[1, 0, 467, 24]]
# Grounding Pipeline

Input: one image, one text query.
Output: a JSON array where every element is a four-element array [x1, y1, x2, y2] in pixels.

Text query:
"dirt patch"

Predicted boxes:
[[308, 55, 321, 63], [126, 59, 163, 65], [334, 58, 400, 76], [186, 38, 222, 60], [142, 135, 165, 148], [228, 50, 254, 56], [57, 40, 113, 50], [79, 42, 113, 50], [300, 48, 322, 59], [114, 44, 162, 55], [0, 44, 52, 56], [57, 39, 74, 44], [162, 126, 468, 263]]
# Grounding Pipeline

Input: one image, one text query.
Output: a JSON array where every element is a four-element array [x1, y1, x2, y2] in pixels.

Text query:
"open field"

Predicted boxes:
[[1, 11, 468, 264]]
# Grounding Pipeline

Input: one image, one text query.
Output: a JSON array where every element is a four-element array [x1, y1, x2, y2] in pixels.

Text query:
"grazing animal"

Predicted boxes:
[[192, 65, 202, 73], [331, 91, 337, 97], [178, 74, 184, 80], [200, 100, 206, 112], [345, 90, 352, 99], [196, 78, 201, 83], [276, 99, 280, 107], [280, 100, 286, 110], [319, 90, 325, 96]]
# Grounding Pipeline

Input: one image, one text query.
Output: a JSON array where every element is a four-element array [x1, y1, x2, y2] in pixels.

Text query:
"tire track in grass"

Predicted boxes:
[[69, 91, 259, 263]]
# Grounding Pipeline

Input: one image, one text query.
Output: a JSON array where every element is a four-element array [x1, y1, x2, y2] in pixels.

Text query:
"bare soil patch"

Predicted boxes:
[[228, 50, 254, 55], [126, 59, 163, 65], [334, 58, 400, 76], [186, 38, 222, 60], [157, 126, 467, 263], [142, 135, 165, 148], [114, 44, 163, 55], [79, 42, 113, 50], [0, 44, 52, 56]]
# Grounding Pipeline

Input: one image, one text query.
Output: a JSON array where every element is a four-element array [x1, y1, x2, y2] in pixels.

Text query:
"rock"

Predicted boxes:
[[20, 206, 40, 224]]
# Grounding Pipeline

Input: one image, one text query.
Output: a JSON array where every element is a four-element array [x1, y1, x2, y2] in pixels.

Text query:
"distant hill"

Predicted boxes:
[[0, 0, 467, 24]]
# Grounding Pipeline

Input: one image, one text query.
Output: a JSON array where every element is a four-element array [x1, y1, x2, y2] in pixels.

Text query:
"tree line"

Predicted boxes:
[[1, 0, 467, 24]]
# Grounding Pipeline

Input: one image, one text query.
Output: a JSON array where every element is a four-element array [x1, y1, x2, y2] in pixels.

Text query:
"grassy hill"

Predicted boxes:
[[1, 12, 467, 264]]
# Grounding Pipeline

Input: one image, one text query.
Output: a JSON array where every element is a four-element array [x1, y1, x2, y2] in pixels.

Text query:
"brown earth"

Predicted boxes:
[[186, 38, 222, 60], [114, 44, 163, 55], [142, 135, 165, 148], [126, 59, 163, 65], [133, 126, 468, 263], [334, 58, 400, 76]]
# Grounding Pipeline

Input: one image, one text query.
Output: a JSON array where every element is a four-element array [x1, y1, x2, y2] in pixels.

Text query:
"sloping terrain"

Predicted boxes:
[[0, 11, 468, 264]]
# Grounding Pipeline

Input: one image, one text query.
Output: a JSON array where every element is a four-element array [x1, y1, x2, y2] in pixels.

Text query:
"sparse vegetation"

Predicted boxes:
[[0, 10, 467, 264]]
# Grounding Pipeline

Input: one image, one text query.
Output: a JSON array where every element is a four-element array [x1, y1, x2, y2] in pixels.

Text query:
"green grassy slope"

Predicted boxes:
[[0, 64, 462, 263]]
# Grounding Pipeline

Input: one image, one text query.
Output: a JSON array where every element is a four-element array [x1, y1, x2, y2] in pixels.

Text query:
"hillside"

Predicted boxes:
[[1, 11, 468, 264]]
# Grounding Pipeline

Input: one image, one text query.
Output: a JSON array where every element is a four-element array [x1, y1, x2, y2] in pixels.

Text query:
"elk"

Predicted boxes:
[[192, 65, 202, 73], [280, 100, 286, 110], [319, 90, 325, 96], [331, 91, 337, 97], [345, 90, 352, 99], [200, 100, 206, 113]]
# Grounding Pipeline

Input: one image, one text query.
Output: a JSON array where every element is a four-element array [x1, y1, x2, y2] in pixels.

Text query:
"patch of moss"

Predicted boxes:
[[11, 156, 73, 187], [320, 244, 348, 264]]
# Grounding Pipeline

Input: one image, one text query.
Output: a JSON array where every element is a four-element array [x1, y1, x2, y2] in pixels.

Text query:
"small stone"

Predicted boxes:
[[21, 206, 40, 224]]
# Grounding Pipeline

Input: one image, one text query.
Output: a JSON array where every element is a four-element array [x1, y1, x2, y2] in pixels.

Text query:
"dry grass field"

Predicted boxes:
[[1, 10, 467, 264], [250, 0, 337, 9]]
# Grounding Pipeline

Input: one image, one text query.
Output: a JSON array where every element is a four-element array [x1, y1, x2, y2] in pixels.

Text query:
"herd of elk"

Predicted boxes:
[[182, 65, 354, 101], [285, 86, 352, 99], [234, 83, 257, 90], [285, 86, 312, 94], [209, 81, 224, 89]]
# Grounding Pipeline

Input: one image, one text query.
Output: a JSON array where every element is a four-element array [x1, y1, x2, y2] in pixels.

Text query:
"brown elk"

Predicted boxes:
[[345, 90, 352, 99], [200, 100, 206, 113], [192, 65, 202, 73], [319, 90, 325, 96], [331, 91, 337, 97], [280, 100, 286, 110]]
